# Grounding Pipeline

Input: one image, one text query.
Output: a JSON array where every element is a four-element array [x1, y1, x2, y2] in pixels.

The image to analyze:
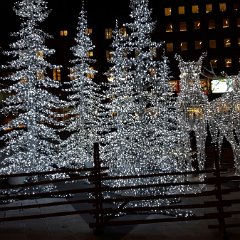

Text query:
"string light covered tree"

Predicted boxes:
[[102, 0, 193, 207], [0, 0, 64, 174], [175, 53, 209, 174], [58, 2, 100, 169]]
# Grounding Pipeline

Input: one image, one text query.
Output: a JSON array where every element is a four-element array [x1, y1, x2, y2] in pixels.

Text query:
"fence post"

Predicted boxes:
[[93, 142, 104, 234], [214, 145, 227, 240]]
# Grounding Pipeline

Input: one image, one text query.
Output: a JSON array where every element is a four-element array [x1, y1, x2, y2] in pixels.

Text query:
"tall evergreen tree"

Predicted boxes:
[[58, 2, 100, 169], [0, 0, 64, 174]]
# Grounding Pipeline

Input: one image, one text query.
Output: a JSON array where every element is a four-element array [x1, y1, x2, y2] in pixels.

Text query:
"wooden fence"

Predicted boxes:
[[0, 142, 239, 240]]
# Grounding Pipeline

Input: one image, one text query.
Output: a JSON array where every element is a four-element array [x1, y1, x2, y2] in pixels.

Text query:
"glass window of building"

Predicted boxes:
[[238, 38, 240, 46], [233, 3, 239, 11], [210, 59, 218, 68], [166, 23, 173, 32], [87, 67, 95, 79], [206, 4, 212, 13], [194, 21, 201, 30], [208, 19, 215, 29], [106, 50, 112, 61], [105, 28, 112, 39], [179, 22, 187, 31], [69, 68, 75, 80], [165, 7, 171, 16], [192, 5, 199, 14], [178, 6, 185, 15], [86, 28, 92, 35], [60, 30, 68, 37], [219, 3, 227, 12], [166, 43, 173, 52], [87, 51, 94, 57], [120, 27, 128, 36], [209, 40, 216, 48], [224, 39, 231, 47], [180, 42, 188, 51], [238, 18, 240, 27], [53, 68, 61, 81], [225, 58, 232, 67], [223, 18, 230, 28], [195, 41, 202, 49]]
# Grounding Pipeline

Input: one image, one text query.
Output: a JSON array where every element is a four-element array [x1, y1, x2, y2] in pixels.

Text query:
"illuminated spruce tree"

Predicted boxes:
[[58, 3, 100, 168], [103, 0, 193, 202], [0, 0, 64, 174]]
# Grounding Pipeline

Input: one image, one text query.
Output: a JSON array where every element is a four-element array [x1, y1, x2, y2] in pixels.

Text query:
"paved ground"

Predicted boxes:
[[0, 176, 240, 240]]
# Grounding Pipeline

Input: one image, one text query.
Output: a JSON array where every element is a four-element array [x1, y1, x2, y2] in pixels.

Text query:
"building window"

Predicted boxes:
[[180, 42, 188, 51], [37, 70, 44, 80], [225, 58, 232, 68], [150, 47, 157, 58], [106, 50, 112, 61], [206, 4, 213, 13], [219, 3, 227, 12], [86, 28, 93, 35], [194, 21, 201, 30], [195, 41, 202, 49], [105, 28, 112, 39], [238, 38, 240, 46], [36, 51, 44, 58], [224, 39, 231, 47], [223, 19, 230, 28], [179, 22, 187, 31], [210, 59, 218, 68], [53, 68, 61, 81], [238, 18, 240, 27], [60, 30, 68, 37], [166, 43, 173, 52], [69, 68, 75, 81], [87, 51, 93, 57], [166, 23, 173, 32], [120, 27, 128, 36], [178, 6, 185, 15], [87, 67, 95, 79], [234, 3, 239, 11], [209, 40, 216, 48], [192, 5, 199, 14], [208, 20, 215, 29], [165, 7, 171, 16]]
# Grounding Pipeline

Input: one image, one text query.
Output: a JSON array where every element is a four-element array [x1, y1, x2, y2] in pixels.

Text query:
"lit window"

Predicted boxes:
[[224, 39, 231, 47], [178, 6, 185, 15], [165, 7, 171, 16], [206, 4, 212, 13], [208, 20, 215, 29], [166, 43, 173, 52], [223, 19, 229, 28], [194, 21, 201, 30], [69, 68, 75, 80], [87, 67, 95, 79], [53, 68, 61, 81], [106, 50, 112, 61], [225, 58, 232, 68], [192, 5, 199, 14], [180, 42, 188, 51], [210, 59, 218, 68], [209, 40, 216, 48], [238, 38, 240, 46], [234, 3, 239, 11], [150, 47, 157, 58], [60, 30, 68, 37], [238, 18, 240, 27], [36, 51, 44, 58], [179, 22, 187, 31], [105, 28, 112, 39], [195, 41, 202, 49], [166, 23, 173, 32], [37, 70, 44, 80], [219, 3, 227, 12], [120, 27, 128, 36], [86, 28, 93, 35], [87, 51, 93, 57]]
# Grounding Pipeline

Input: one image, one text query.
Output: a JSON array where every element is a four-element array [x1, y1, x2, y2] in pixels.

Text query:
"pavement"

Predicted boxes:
[[0, 176, 240, 240]]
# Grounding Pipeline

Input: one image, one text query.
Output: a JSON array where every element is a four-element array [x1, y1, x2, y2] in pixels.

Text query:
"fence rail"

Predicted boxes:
[[0, 142, 239, 240]]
